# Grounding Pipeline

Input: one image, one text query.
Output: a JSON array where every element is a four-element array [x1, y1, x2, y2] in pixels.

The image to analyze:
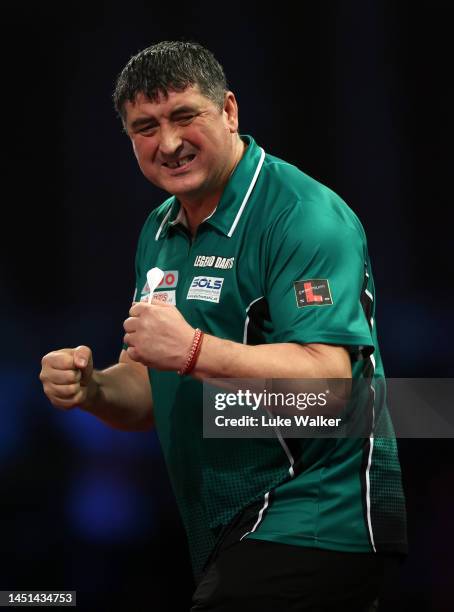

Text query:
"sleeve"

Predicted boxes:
[[264, 199, 374, 359]]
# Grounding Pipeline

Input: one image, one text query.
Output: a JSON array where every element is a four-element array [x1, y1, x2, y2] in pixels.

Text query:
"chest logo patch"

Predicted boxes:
[[187, 276, 224, 303], [294, 279, 333, 307], [194, 255, 235, 269], [141, 290, 176, 305], [141, 270, 178, 295]]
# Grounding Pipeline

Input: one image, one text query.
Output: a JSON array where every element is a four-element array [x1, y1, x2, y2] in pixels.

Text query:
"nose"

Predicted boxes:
[[158, 124, 183, 158]]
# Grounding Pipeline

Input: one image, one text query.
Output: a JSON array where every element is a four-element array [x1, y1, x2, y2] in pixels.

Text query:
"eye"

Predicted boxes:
[[177, 114, 195, 125], [138, 124, 158, 135]]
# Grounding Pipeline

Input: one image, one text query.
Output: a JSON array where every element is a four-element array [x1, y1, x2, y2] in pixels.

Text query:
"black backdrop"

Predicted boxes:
[[1, 1, 453, 610]]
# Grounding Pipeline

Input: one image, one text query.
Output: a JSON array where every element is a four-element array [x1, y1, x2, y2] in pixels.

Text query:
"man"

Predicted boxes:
[[40, 41, 406, 611]]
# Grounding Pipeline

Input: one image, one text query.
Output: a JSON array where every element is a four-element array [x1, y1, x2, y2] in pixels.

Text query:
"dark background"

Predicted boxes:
[[1, 1, 453, 610]]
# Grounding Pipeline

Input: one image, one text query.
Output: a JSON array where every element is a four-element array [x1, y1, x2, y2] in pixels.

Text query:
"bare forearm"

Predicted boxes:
[[81, 363, 153, 431], [192, 335, 351, 380]]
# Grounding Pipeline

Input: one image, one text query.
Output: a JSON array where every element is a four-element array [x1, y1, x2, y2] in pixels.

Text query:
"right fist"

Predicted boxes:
[[39, 345, 94, 410]]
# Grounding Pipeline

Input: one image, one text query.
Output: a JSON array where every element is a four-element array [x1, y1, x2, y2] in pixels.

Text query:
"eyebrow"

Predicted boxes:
[[129, 105, 199, 130]]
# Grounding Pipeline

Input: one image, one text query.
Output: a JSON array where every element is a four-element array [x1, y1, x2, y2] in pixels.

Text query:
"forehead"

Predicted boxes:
[[123, 85, 213, 124]]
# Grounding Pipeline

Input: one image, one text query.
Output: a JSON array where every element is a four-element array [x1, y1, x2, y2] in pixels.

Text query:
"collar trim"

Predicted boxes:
[[227, 147, 265, 237], [155, 205, 174, 241], [169, 205, 188, 228]]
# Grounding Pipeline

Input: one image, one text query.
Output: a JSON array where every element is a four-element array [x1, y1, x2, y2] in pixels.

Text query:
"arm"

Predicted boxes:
[[192, 338, 352, 416], [40, 346, 153, 432], [192, 337, 351, 380], [82, 349, 154, 431], [124, 301, 351, 379], [123, 307, 351, 415]]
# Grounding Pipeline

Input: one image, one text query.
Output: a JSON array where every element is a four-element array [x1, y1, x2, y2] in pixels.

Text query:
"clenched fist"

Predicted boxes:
[[123, 300, 194, 370], [39, 346, 94, 409]]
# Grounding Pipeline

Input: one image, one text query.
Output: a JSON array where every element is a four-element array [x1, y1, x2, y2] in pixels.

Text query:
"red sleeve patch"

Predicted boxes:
[[294, 279, 333, 307]]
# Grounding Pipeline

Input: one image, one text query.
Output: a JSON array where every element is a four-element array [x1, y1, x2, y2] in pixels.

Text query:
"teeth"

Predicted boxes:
[[166, 155, 194, 169]]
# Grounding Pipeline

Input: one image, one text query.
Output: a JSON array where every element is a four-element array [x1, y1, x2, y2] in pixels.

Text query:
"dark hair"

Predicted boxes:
[[113, 41, 228, 122]]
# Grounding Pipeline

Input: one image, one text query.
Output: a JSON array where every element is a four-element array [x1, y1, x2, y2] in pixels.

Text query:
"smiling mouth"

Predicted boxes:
[[163, 154, 196, 169]]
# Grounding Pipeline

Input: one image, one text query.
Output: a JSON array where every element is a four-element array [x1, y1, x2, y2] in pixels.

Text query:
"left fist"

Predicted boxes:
[[123, 300, 195, 371]]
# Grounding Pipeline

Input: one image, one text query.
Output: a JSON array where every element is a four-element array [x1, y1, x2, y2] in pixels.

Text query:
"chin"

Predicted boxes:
[[166, 179, 204, 199]]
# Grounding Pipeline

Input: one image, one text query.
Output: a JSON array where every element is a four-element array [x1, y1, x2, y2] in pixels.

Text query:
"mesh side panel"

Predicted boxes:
[[370, 434, 407, 551], [175, 438, 297, 579]]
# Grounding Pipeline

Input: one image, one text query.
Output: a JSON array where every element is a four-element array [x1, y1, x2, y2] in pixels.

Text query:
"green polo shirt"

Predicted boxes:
[[128, 135, 407, 578]]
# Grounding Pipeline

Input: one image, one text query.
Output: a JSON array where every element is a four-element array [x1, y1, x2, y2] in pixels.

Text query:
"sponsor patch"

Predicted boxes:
[[140, 290, 176, 305], [294, 279, 333, 307], [158, 270, 178, 289], [141, 270, 178, 296], [193, 255, 235, 269], [187, 276, 224, 303], [152, 290, 176, 305]]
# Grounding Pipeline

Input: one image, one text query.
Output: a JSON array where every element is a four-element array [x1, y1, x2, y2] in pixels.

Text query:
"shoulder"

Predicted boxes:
[[258, 151, 366, 240]]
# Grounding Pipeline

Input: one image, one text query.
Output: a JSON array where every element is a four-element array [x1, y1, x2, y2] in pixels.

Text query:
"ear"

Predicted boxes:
[[223, 91, 239, 133]]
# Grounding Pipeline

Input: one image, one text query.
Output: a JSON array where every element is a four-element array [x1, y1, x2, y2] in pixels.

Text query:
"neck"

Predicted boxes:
[[182, 136, 246, 235]]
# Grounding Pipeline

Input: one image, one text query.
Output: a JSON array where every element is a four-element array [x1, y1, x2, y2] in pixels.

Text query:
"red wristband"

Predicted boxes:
[[178, 328, 204, 376]]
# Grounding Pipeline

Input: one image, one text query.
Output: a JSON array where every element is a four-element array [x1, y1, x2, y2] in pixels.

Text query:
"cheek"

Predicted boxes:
[[132, 135, 153, 154], [132, 140, 147, 167], [132, 140, 157, 171]]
